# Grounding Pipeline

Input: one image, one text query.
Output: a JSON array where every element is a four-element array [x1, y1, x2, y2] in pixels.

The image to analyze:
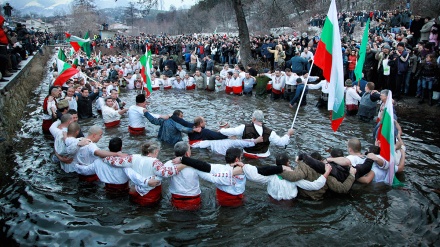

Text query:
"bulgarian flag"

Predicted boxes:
[[314, 0, 345, 132], [58, 49, 67, 62], [139, 44, 153, 97], [82, 32, 92, 59], [65, 32, 91, 56], [53, 59, 78, 87], [376, 90, 400, 186], [354, 18, 370, 82], [95, 51, 101, 63], [72, 53, 80, 68]]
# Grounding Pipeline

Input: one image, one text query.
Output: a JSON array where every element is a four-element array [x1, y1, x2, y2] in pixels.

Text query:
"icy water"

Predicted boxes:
[[0, 62, 439, 246]]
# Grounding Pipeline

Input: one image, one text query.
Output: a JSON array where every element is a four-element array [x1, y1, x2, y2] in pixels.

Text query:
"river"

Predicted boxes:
[[0, 60, 439, 246]]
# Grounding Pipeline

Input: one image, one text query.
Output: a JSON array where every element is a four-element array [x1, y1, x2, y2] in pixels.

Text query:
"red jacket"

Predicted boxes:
[[0, 15, 9, 45]]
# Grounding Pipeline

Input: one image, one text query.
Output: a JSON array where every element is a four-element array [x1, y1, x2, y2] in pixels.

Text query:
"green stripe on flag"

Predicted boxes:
[[355, 18, 370, 82], [320, 16, 334, 55]]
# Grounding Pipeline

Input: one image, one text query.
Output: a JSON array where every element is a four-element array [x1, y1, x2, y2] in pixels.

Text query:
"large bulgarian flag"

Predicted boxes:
[[53, 59, 78, 87], [139, 44, 153, 97], [314, 0, 345, 132], [376, 90, 401, 185]]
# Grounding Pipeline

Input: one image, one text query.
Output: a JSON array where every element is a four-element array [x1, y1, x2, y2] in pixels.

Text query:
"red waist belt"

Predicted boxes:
[[272, 88, 284, 94], [186, 84, 195, 90], [171, 194, 201, 211], [42, 119, 54, 134], [105, 181, 129, 192], [216, 188, 243, 207], [232, 86, 243, 95], [129, 185, 162, 206], [225, 86, 233, 94], [78, 174, 100, 182], [266, 84, 273, 91], [152, 87, 160, 91], [163, 86, 172, 90], [188, 139, 201, 145], [243, 152, 262, 159], [104, 120, 120, 128], [128, 126, 145, 135]]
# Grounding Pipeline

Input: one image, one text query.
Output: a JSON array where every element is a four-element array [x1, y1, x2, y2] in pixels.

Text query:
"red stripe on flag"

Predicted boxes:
[[330, 111, 344, 132], [377, 125, 391, 161], [314, 41, 333, 82], [53, 68, 78, 87]]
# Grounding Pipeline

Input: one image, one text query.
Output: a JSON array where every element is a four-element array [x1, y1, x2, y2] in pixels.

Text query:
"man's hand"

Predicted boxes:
[[253, 136, 263, 144], [233, 161, 245, 167], [78, 138, 91, 147], [147, 176, 161, 187], [366, 153, 377, 161], [287, 128, 294, 137], [349, 167, 357, 176], [57, 154, 73, 164], [172, 156, 182, 164], [116, 153, 128, 157], [323, 163, 332, 178], [193, 126, 202, 133], [282, 165, 293, 171]]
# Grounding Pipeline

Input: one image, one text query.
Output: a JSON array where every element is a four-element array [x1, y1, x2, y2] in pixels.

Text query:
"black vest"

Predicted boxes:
[[242, 123, 272, 153]]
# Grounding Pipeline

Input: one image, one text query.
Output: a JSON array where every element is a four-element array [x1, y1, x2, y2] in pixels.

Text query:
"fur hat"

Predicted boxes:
[[57, 99, 69, 110]]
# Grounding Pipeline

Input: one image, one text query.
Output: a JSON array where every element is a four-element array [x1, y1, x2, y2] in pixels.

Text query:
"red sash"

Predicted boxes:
[[171, 194, 201, 211], [225, 86, 233, 94], [232, 86, 243, 95], [128, 126, 145, 135], [271, 88, 284, 94], [266, 84, 273, 91], [78, 174, 100, 182], [346, 104, 359, 111], [42, 119, 54, 134], [188, 139, 201, 145], [104, 120, 120, 128], [129, 185, 162, 206], [186, 84, 196, 90], [243, 152, 262, 159], [163, 86, 172, 90], [152, 87, 160, 91], [105, 181, 129, 192], [216, 188, 243, 207]]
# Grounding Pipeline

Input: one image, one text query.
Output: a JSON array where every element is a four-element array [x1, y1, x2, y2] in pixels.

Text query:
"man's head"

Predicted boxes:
[[57, 99, 69, 113], [366, 145, 380, 155], [141, 142, 160, 156], [310, 152, 323, 161], [225, 147, 242, 164], [174, 141, 190, 157], [173, 110, 183, 118], [67, 122, 80, 137], [275, 152, 289, 166], [330, 148, 344, 157], [194, 116, 206, 128], [110, 89, 118, 100], [60, 113, 73, 125], [51, 87, 61, 97], [380, 89, 389, 102], [108, 137, 122, 152], [135, 94, 147, 106], [81, 88, 89, 97], [252, 110, 264, 123], [67, 109, 78, 122], [347, 138, 361, 154], [105, 97, 114, 107], [366, 82, 375, 92], [67, 87, 75, 97], [87, 125, 103, 143]]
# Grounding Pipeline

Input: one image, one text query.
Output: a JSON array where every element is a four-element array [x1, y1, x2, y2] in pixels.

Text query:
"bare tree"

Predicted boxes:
[[231, 0, 252, 68]]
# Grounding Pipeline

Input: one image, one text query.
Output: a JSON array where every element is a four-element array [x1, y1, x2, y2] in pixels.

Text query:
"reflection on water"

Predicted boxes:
[[0, 66, 439, 245]]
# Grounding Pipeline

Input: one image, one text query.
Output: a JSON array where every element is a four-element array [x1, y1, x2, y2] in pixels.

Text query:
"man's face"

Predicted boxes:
[[67, 88, 75, 97], [92, 130, 103, 143], [81, 89, 89, 97], [71, 114, 78, 122], [177, 66, 182, 71], [200, 118, 206, 128], [380, 93, 387, 102], [105, 99, 113, 107], [397, 45, 404, 52], [178, 113, 184, 118], [111, 91, 118, 99], [53, 88, 61, 97], [275, 71, 281, 77]]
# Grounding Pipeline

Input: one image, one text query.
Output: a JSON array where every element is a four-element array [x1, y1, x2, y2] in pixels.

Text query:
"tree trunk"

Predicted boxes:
[[231, 0, 251, 68]]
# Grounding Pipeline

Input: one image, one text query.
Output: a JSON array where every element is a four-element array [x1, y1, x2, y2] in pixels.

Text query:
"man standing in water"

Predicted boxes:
[[219, 110, 294, 158]]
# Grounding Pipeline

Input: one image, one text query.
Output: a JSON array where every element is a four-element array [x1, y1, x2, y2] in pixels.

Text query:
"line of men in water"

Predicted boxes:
[[47, 94, 406, 209]]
